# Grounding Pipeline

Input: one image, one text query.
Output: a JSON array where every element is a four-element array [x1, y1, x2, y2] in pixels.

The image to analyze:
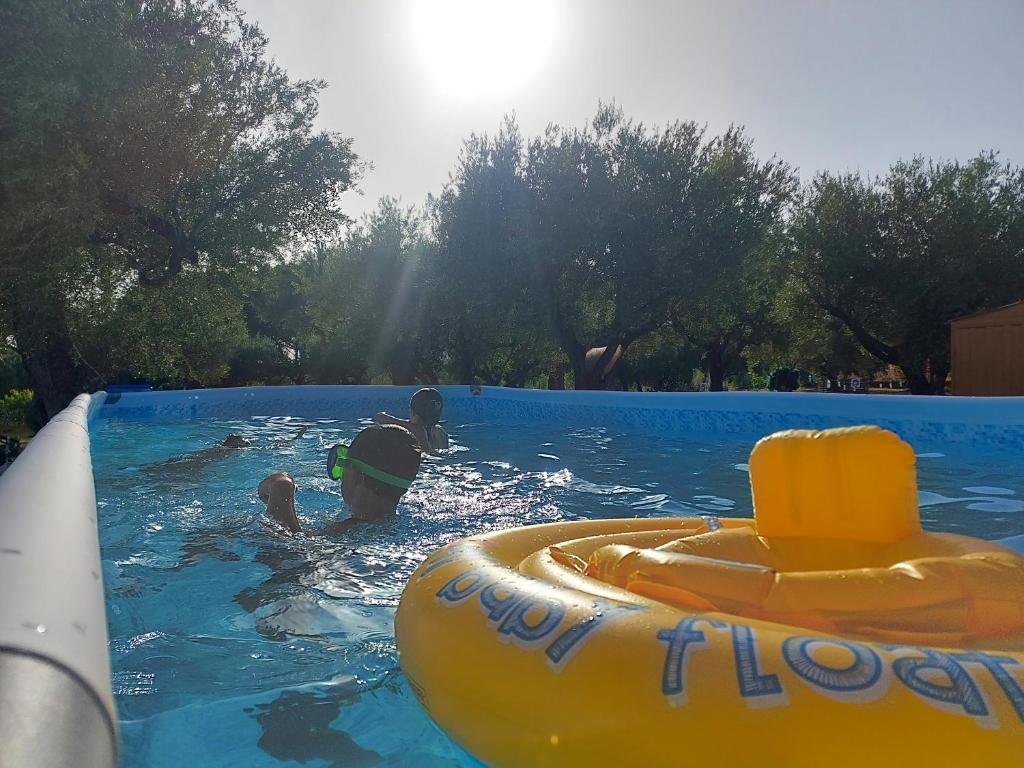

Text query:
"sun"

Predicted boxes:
[[411, 0, 558, 99]]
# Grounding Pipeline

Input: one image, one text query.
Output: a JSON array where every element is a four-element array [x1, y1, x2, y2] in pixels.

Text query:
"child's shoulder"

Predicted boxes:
[[429, 424, 450, 448]]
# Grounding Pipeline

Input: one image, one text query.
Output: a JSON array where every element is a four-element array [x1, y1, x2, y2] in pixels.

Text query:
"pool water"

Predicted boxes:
[[91, 417, 1024, 767]]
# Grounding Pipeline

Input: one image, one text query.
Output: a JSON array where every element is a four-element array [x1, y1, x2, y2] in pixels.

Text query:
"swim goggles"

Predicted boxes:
[[327, 444, 414, 490]]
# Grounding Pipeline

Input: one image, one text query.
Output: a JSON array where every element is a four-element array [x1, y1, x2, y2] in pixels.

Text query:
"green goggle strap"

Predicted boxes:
[[327, 444, 414, 490]]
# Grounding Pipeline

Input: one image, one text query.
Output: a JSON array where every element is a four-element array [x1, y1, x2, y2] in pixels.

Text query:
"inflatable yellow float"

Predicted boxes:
[[396, 426, 1024, 767]]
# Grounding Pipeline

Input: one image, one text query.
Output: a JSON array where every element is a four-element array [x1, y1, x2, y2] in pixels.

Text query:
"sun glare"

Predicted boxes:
[[411, 0, 557, 98]]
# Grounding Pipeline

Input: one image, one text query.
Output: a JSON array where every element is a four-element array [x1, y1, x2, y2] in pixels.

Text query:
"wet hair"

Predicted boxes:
[[349, 424, 422, 503], [222, 434, 250, 448], [410, 388, 444, 426], [258, 472, 295, 503]]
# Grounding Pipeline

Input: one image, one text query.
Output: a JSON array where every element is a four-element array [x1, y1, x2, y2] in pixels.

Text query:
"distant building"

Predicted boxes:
[[950, 301, 1024, 395]]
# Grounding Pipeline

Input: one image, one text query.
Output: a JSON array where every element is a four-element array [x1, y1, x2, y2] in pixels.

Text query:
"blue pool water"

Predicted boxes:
[[91, 416, 1024, 767]]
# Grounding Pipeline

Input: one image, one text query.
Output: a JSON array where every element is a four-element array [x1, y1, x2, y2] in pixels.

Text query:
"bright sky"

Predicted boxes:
[[238, 0, 1024, 222]]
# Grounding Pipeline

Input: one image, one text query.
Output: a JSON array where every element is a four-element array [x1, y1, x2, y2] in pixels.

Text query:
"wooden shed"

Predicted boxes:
[[950, 300, 1024, 395]]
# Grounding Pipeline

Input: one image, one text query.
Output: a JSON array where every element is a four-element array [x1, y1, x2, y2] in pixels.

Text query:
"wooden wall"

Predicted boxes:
[[951, 302, 1024, 396]]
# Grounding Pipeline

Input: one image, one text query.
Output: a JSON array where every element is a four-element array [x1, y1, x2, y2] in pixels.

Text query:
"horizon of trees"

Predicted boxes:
[[3, 1, 1024, 425]]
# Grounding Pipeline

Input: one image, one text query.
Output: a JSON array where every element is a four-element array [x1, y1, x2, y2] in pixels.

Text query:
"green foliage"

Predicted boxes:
[[228, 336, 294, 386], [785, 155, 1024, 393], [0, 0, 356, 416], [617, 328, 701, 391], [668, 132, 797, 391], [428, 118, 551, 384], [72, 269, 249, 388], [768, 367, 800, 392], [758, 280, 879, 382], [2, 1, 1020, 402], [302, 199, 436, 384], [429, 106, 795, 390], [747, 370, 770, 391], [526, 105, 708, 387], [0, 389, 33, 431], [81, 0, 357, 287], [0, 350, 30, 397], [302, 334, 370, 385]]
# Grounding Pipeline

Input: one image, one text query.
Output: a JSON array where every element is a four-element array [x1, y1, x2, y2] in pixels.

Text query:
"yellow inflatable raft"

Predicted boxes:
[[396, 426, 1024, 767]]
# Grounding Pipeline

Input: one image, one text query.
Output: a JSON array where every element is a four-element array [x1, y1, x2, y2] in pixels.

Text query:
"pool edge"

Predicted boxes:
[[0, 392, 117, 768]]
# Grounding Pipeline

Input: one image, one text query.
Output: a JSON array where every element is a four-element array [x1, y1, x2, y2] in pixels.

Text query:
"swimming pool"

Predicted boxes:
[[3, 386, 1024, 767], [83, 388, 1024, 766]]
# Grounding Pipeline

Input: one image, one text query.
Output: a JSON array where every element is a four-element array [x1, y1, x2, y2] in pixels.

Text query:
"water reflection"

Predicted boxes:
[[246, 679, 384, 768]]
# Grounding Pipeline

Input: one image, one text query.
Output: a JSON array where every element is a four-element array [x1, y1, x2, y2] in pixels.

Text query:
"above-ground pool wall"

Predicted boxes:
[[462, 389, 1024, 452], [96, 385, 1024, 453], [0, 393, 117, 768]]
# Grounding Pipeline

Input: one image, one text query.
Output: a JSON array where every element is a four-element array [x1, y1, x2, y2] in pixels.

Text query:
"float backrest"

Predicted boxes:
[[749, 425, 920, 544]]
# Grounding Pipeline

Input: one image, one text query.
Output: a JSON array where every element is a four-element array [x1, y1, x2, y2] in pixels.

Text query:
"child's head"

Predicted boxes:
[[336, 424, 421, 519], [258, 471, 300, 532], [410, 387, 444, 426]]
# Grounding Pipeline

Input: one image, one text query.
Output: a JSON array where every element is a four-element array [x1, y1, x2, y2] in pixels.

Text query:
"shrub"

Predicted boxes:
[[748, 370, 770, 391], [228, 336, 294, 385], [0, 389, 34, 431], [768, 367, 801, 392], [0, 350, 30, 395]]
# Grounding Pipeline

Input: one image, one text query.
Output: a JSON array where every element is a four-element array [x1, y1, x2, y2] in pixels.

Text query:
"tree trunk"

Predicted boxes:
[[706, 343, 727, 392], [553, 320, 589, 390], [388, 339, 416, 385], [573, 360, 597, 390], [15, 319, 100, 421], [900, 352, 948, 395], [576, 344, 628, 390], [454, 320, 479, 384], [547, 363, 565, 390], [929, 358, 950, 396], [904, 370, 932, 395]]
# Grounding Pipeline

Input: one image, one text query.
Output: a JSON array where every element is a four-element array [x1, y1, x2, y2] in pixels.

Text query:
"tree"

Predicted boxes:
[[0, 0, 124, 414], [762, 282, 880, 389], [787, 156, 1024, 394], [661, 128, 795, 391], [616, 327, 702, 391], [429, 118, 552, 384], [71, 268, 249, 388], [0, 0, 356, 417], [526, 105, 707, 388], [305, 199, 435, 384]]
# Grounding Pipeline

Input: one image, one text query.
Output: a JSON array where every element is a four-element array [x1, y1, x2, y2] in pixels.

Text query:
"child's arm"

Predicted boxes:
[[373, 411, 412, 429]]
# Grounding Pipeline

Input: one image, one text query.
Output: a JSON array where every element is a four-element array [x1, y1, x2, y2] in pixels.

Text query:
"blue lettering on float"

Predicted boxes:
[[658, 618, 726, 705], [783, 637, 884, 700], [732, 625, 784, 702], [479, 580, 527, 624], [955, 652, 1024, 723], [497, 596, 567, 649], [545, 600, 642, 670], [435, 570, 485, 604], [890, 648, 989, 721], [437, 568, 645, 667]]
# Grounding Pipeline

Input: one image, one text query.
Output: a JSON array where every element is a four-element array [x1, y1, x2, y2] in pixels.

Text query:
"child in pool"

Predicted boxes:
[[259, 424, 421, 536], [373, 387, 449, 453]]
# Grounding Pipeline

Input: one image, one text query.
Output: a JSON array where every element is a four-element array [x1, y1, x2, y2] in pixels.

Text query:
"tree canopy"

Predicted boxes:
[[786, 156, 1024, 393], [3, 3, 1022, 412], [1, 0, 356, 416]]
